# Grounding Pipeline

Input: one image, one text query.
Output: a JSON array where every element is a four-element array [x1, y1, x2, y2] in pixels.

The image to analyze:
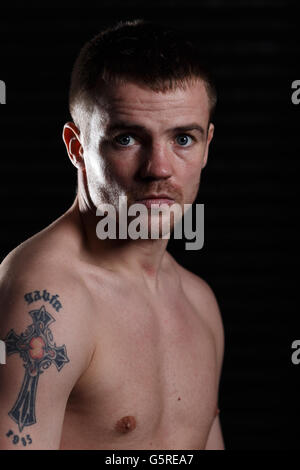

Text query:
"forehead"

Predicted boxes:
[[92, 79, 210, 132]]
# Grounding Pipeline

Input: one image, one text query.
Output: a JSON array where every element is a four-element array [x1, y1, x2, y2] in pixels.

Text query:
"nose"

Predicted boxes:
[[138, 142, 173, 180]]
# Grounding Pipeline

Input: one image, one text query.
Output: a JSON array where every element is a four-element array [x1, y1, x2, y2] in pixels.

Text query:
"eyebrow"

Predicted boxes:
[[105, 121, 206, 137]]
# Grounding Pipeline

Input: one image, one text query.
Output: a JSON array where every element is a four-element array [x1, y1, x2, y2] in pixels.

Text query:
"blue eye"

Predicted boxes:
[[115, 134, 136, 146], [175, 134, 193, 146]]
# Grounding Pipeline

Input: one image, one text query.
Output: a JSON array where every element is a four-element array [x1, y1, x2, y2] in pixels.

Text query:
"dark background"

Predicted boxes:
[[0, 0, 299, 450]]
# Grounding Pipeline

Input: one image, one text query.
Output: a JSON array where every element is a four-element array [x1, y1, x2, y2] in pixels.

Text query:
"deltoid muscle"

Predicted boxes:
[[5, 305, 69, 432]]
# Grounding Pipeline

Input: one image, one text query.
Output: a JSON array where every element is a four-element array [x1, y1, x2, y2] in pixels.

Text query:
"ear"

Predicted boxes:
[[202, 123, 214, 169], [62, 122, 85, 170]]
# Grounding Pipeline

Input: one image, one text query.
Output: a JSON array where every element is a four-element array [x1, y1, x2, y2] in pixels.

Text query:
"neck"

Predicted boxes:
[[70, 196, 171, 289]]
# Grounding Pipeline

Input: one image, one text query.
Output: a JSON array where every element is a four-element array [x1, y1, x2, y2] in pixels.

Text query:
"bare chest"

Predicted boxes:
[[62, 288, 218, 449]]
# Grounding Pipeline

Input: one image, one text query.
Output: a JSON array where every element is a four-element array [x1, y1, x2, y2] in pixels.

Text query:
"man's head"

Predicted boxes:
[[63, 19, 216, 234]]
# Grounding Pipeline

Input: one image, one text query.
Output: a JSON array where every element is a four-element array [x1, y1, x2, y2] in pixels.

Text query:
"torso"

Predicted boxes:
[[59, 256, 219, 450], [1, 209, 220, 450]]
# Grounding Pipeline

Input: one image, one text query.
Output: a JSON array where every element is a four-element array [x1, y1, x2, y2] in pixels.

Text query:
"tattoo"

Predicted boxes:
[[24, 289, 63, 312], [4, 303, 69, 432], [6, 429, 32, 447]]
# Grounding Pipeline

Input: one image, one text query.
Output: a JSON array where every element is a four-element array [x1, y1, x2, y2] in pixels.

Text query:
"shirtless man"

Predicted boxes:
[[0, 19, 224, 450]]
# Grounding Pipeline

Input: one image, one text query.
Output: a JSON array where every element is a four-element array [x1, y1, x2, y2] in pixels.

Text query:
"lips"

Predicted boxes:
[[141, 194, 173, 199], [137, 194, 175, 201], [135, 195, 175, 208]]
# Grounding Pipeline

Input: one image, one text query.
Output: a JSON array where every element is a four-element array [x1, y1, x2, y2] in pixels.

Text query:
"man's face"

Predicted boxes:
[[81, 79, 214, 233]]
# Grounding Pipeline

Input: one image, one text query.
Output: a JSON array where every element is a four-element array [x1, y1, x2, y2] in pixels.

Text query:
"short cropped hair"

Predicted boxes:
[[69, 19, 217, 137]]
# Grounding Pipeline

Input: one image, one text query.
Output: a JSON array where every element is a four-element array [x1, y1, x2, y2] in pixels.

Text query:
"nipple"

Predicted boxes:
[[115, 415, 137, 434]]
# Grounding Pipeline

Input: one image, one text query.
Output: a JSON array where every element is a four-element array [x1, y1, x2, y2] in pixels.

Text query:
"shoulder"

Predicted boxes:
[[168, 255, 222, 322], [0, 211, 89, 302], [168, 255, 225, 373], [0, 224, 95, 377], [0, 229, 85, 315]]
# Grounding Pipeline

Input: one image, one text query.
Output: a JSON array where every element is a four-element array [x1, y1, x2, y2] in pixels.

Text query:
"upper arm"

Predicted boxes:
[[197, 278, 225, 449], [180, 267, 225, 449], [205, 415, 225, 450], [182, 268, 225, 379], [201, 279, 225, 381], [0, 261, 93, 450]]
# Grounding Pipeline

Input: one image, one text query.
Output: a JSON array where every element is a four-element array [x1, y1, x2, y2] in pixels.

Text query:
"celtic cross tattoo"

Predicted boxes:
[[4, 305, 69, 432]]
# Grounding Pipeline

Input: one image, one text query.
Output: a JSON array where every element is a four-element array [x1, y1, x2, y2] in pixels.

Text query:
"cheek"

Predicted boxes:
[[106, 154, 137, 184], [85, 149, 106, 183], [84, 149, 135, 198], [181, 156, 203, 182], [85, 148, 125, 189], [180, 161, 203, 201]]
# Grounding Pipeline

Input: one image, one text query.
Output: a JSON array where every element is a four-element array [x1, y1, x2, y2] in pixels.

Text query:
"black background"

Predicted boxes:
[[0, 0, 299, 450]]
